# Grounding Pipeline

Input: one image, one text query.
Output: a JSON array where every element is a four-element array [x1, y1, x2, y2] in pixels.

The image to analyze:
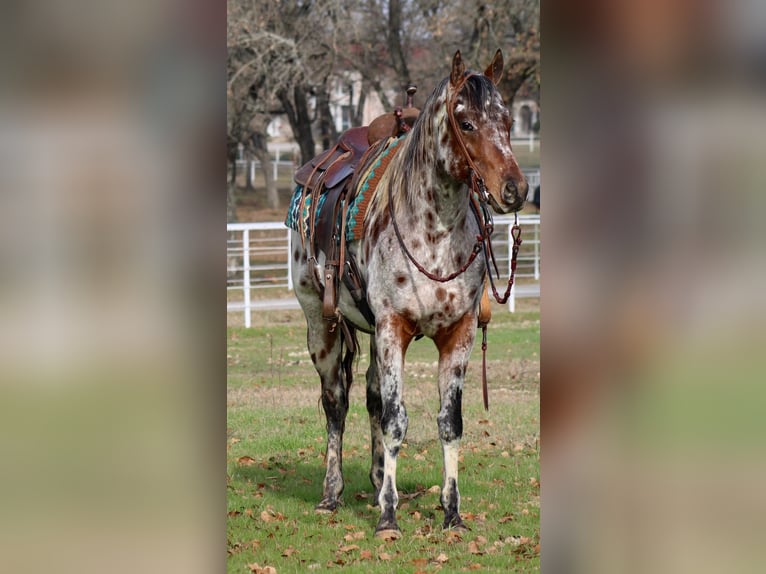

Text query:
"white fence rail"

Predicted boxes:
[[227, 215, 540, 327]]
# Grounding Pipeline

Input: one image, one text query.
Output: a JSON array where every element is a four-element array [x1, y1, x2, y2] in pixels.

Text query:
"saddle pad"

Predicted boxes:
[[347, 135, 403, 242], [284, 135, 404, 244], [285, 185, 327, 242]]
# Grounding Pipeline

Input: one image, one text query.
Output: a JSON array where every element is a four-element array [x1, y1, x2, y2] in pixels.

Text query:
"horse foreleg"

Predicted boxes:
[[307, 319, 347, 513], [374, 314, 415, 537], [434, 312, 476, 531], [365, 339, 385, 502]]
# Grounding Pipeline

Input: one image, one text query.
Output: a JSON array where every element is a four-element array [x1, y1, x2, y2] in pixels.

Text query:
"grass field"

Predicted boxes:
[[227, 302, 540, 572]]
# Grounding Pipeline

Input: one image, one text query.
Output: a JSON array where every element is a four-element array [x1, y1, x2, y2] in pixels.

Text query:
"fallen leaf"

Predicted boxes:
[[339, 544, 359, 553], [411, 558, 428, 567], [428, 485, 441, 494], [378, 552, 392, 561], [281, 547, 297, 557], [499, 514, 514, 524], [411, 510, 422, 520], [434, 552, 449, 564], [246, 564, 276, 574], [237, 456, 256, 466], [530, 477, 540, 488], [359, 549, 373, 560], [469, 564, 482, 570], [468, 541, 484, 555]]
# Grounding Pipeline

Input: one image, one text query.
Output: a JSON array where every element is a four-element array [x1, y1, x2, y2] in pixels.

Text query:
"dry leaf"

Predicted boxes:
[[339, 544, 359, 553], [247, 564, 276, 574], [359, 549, 373, 561], [281, 547, 297, 557], [434, 552, 449, 564], [469, 564, 482, 570], [468, 541, 483, 555], [412, 510, 422, 520], [411, 558, 428, 567], [428, 485, 441, 494], [378, 552, 392, 561], [237, 456, 256, 466], [499, 514, 514, 524]]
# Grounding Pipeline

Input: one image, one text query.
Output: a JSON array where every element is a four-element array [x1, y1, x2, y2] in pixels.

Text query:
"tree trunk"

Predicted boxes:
[[316, 91, 338, 148], [279, 85, 316, 165], [251, 132, 279, 210], [387, 0, 411, 86], [353, 85, 367, 127], [227, 179, 238, 223]]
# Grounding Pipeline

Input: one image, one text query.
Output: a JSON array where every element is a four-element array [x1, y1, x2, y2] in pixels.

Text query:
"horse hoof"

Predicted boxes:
[[374, 528, 402, 540], [443, 516, 469, 531], [315, 499, 338, 513]]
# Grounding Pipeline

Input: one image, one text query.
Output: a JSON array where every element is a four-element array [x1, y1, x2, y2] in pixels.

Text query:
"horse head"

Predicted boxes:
[[445, 49, 529, 214]]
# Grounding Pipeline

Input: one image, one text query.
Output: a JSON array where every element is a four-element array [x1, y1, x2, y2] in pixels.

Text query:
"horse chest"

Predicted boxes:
[[364, 229, 484, 336]]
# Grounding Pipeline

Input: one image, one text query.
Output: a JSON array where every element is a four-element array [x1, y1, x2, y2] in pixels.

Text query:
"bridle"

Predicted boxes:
[[388, 72, 523, 304], [387, 71, 525, 411]]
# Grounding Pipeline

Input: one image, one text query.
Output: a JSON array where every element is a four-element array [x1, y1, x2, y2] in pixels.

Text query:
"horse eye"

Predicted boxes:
[[460, 121, 474, 132]]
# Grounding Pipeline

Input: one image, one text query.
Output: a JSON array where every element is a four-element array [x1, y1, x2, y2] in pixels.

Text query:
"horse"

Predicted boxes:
[[287, 50, 528, 538]]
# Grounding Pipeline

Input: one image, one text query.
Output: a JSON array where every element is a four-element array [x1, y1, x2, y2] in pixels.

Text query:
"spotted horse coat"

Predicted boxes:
[[288, 49, 528, 538]]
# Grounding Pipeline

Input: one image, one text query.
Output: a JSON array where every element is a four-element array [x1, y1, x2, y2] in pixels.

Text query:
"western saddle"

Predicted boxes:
[[294, 86, 420, 327]]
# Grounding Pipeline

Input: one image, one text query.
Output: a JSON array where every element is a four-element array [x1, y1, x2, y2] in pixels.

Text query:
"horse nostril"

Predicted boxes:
[[502, 181, 517, 203]]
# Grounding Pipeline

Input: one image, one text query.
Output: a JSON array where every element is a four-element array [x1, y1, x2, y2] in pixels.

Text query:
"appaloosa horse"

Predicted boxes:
[[287, 50, 528, 537]]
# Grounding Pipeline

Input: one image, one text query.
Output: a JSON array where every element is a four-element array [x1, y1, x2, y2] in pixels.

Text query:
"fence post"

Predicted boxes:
[[534, 220, 540, 280], [274, 148, 280, 181], [243, 229, 251, 328], [286, 228, 293, 291]]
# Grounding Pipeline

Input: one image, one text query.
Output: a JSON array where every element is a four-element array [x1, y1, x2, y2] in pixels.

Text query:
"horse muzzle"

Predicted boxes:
[[490, 178, 528, 213]]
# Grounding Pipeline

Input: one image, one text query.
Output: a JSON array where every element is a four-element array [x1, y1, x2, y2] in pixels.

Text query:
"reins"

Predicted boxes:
[[387, 71, 524, 410]]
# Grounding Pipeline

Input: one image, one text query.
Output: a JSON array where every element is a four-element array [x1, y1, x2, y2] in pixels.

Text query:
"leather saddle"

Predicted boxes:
[[293, 94, 421, 326]]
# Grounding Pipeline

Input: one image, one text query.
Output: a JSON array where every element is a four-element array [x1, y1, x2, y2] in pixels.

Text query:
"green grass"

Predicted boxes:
[[227, 305, 540, 572]]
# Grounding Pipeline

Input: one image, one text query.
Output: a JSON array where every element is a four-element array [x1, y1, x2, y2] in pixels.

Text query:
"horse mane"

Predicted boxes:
[[364, 72, 499, 227]]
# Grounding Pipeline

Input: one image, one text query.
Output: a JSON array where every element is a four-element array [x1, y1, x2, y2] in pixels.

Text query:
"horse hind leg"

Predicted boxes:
[[306, 315, 348, 513]]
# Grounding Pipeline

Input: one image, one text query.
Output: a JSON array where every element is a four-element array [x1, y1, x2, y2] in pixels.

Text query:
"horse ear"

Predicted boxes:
[[450, 50, 465, 87], [484, 49, 504, 86]]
